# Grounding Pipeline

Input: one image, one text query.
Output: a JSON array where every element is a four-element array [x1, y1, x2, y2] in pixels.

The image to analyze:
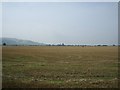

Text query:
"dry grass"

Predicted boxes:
[[2, 46, 118, 88]]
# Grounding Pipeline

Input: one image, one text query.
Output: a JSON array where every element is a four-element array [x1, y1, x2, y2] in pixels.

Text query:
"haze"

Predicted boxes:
[[2, 2, 118, 45]]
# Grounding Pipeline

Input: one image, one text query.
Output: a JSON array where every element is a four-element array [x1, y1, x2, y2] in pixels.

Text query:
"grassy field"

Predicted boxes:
[[2, 46, 118, 88]]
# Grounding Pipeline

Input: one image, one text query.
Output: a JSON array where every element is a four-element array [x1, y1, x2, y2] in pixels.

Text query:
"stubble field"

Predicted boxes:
[[2, 46, 118, 88]]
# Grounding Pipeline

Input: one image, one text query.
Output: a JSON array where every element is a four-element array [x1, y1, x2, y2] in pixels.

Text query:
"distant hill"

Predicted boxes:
[[0, 37, 46, 46]]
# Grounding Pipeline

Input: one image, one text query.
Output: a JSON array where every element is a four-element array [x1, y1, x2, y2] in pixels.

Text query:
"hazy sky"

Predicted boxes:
[[2, 2, 118, 45]]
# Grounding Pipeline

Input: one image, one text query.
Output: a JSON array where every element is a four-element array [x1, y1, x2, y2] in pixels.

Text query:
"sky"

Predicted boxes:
[[2, 2, 118, 45]]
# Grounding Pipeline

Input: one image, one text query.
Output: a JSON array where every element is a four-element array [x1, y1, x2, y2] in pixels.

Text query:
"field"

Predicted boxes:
[[2, 46, 118, 88]]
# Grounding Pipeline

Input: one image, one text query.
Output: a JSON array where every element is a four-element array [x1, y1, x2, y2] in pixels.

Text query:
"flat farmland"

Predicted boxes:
[[2, 46, 118, 88]]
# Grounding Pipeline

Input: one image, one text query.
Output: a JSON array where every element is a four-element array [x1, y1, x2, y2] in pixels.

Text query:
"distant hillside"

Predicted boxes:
[[0, 37, 46, 46]]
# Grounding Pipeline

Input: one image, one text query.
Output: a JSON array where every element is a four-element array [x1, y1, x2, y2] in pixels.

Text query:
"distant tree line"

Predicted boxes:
[[2, 42, 117, 47]]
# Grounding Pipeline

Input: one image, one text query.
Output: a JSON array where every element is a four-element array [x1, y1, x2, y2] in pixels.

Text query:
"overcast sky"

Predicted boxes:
[[2, 2, 118, 45]]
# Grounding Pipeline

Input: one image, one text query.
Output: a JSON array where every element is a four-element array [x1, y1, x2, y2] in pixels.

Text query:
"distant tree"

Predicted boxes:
[[62, 43, 65, 46], [52, 44, 55, 46], [97, 45, 101, 46], [113, 44, 115, 46], [3, 43, 6, 46], [48, 44, 51, 46], [102, 45, 108, 46]]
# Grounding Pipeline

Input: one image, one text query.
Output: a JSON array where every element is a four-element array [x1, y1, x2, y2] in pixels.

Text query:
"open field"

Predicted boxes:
[[2, 46, 118, 88]]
